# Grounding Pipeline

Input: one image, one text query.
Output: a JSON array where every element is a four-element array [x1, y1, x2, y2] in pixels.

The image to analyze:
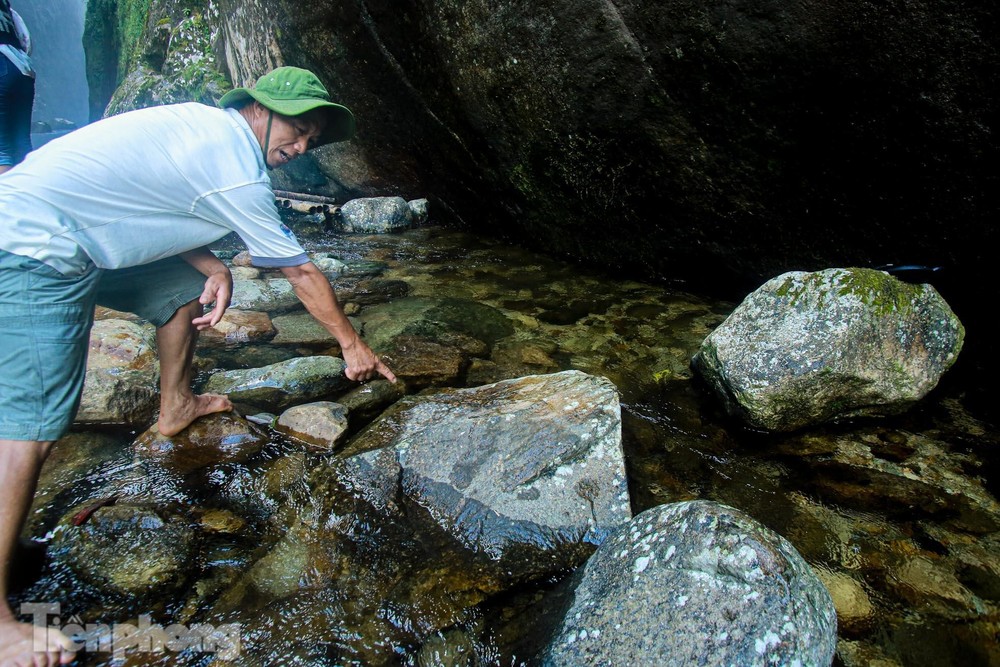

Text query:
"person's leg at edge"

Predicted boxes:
[[0, 440, 76, 666], [0, 250, 94, 665], [0, 57, 34, 176], [155, 298, 232, 437]]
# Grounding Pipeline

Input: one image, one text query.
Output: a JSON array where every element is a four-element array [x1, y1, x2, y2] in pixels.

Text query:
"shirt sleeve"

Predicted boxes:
[[194, 181, 309, 267]]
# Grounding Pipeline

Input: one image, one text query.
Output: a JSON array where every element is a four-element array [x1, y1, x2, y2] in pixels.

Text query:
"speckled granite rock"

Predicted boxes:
[[542, 500, 837, 666], [693, 268, 964, 431]]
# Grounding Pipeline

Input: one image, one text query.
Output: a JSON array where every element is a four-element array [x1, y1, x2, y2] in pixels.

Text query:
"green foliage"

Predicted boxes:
[[117, 0, 153, 75], [98, 1, 229, 115]]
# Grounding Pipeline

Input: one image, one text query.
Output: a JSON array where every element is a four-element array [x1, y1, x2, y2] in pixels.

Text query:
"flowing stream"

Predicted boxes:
[[12, 223, 999, 666]]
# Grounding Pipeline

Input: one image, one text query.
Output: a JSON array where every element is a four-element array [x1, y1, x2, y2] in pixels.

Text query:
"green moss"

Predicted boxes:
[[103, 4, 228, 115], [117, 0, 153, 75], [652, 369, 674, 383], [774, 268, 919, 316], [834, 268, 917, 316]]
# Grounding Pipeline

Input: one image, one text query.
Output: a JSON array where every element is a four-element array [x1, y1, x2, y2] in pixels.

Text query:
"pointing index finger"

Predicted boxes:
[[377, 358, 398, 384]]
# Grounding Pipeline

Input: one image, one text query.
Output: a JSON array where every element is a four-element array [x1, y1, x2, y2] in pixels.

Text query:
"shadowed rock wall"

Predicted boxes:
[[86, 0, 999, 401], [243, 0, 997, 293]]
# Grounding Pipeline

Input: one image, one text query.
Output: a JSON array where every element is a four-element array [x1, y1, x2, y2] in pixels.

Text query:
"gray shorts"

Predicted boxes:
[[0, 251, 204, 441]]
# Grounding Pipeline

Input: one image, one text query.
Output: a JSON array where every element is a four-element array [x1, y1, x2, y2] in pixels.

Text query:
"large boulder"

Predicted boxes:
[[199, 0, 993, 307], [692, 268, 964, 431], [334, 370, 630, 582], [541, 500, 837, 666], [90, 0, 999, 404]]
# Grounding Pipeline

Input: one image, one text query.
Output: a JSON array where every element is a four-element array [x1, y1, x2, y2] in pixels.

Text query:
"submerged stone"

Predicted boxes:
[[270, 311, 337, 346], [693, 268, 964, 431], [354, 296, 515, 352], [26, 431, 126, 539], [54, 503, 196, 599], [783, 428, 1000, 534]]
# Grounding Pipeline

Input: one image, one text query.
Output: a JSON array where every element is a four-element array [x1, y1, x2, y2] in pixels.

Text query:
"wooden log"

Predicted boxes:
[[274, 197, 337, 215], [273, 189, 339, 205]]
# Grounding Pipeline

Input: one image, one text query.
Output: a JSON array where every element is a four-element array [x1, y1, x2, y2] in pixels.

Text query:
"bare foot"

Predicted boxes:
[[0, 617, 75, 666], [157, 393, 233, 437]]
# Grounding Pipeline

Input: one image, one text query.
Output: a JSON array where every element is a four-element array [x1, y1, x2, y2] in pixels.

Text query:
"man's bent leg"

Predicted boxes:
[[0, 440, 75, 666], [156, 299, 232, 437], [95, 258, 232, 437]]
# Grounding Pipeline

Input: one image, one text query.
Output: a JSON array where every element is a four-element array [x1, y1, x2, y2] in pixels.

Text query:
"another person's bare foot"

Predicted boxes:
[[157, 392, 233, 437], [0, 616, 75, 666]]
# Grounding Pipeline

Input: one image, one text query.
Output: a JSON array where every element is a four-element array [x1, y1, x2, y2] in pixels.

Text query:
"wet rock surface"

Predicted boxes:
[[275, 401, 350, 449], [229, 277, 300, 313], [199, 309, 276, 347], [53, 503, 196, 599], [202, 355, 353, 410], [15, 228, 1000, 666], [133, 411, 267, 475]]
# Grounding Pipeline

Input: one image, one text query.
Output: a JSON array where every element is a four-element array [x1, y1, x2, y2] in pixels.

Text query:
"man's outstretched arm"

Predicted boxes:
[[280, 261, 397, 383]]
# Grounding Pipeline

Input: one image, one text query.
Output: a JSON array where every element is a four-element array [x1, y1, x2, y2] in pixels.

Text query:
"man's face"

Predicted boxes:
[[259, 107, 326, 169]]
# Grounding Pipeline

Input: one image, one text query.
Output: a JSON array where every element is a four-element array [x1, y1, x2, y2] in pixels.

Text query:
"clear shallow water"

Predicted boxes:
[[13, 225, 999, 665]]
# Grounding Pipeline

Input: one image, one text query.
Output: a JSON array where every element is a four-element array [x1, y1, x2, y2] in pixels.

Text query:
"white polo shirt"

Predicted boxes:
[[0, 103, 308, 275]]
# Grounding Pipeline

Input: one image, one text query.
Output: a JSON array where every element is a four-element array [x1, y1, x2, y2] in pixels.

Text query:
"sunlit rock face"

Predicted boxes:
[[75, 318, 160, 427], [692, 268, 965, 431]]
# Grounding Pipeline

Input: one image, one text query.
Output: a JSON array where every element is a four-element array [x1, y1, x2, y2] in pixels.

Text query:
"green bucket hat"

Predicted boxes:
[[219, 66, 355, 145]]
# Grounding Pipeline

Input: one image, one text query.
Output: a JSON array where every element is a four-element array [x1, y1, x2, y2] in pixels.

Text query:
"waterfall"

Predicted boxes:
[[13, 0, 89, 129]]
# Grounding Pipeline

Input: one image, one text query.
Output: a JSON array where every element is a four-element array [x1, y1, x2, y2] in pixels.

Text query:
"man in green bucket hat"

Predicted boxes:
[[219, 66, 357, 166], [0, 66, 395, 664]]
